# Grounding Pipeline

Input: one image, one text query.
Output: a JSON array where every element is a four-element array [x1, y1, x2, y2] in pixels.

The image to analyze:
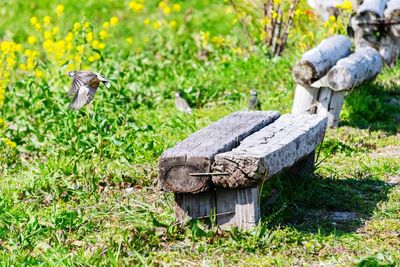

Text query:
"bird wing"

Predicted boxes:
[[69, 85, 98, 110], [68, 71, 97, 97]]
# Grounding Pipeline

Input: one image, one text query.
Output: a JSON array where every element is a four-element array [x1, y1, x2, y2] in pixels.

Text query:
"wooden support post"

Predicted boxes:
[[216, 187, 260, 230], [328, 91, 345, 128], [316, 87, 332, 119], [174, 191, 216, 223], [292, 84, 319, 115], [380, 1, 400, 66]]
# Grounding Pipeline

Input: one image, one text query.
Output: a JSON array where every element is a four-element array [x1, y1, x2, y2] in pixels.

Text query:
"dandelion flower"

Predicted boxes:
[[43, 16, 51, 25], [173, 4, 181, 12], [110, 16, 119, 25], [56, 4, 64, 16], [28, 36, 37, 44]]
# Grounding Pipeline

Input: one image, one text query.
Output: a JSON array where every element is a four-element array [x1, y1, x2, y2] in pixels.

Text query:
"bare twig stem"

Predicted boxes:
[[228, 0, 254, 47], [277, 0, 299, 56]]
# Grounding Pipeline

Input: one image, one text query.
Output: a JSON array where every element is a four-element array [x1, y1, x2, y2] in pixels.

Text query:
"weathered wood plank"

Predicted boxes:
[[292, 35, 352, 86], [327, 91, 345, 128], [326, 47, 383, 91], [291, 84, 319, 115], [174, 191, 216, 223], [212, 114, 327, 188], [215, 187, 260, 230], [350, 0, 388, 48], [380, 0, 400, 66], [158, 111, 280, 193]]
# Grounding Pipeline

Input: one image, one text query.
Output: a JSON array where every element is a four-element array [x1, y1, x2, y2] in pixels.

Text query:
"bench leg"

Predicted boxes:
[[174, 191, 216, 223], [328, 91, 345, 128], [215, 187, 260, 230], [288, 150, 315, 178], [292, 84, 319, 115]]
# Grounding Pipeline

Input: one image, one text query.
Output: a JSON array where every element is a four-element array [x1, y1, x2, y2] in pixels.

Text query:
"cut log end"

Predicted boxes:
[[292, 61, 317, 86]]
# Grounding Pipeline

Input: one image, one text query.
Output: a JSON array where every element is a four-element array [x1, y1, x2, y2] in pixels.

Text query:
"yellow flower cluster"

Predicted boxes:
[[158, 1, 181, 15], [2, 137, 16, 149], [336, 0, 352, 11], [129, 0, 144, 13], [0, 41, 18, 107]]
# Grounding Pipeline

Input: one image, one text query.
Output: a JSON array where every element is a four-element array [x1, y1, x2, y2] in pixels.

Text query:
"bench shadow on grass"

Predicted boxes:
[[260, 171, 393, 234], [339, 81, 400, 135]]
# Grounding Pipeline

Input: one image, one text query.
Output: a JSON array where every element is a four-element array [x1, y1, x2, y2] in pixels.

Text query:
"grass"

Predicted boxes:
[[0, 0, 399, 265]]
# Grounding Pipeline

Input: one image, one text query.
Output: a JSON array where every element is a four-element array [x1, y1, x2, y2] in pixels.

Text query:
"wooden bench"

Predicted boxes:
[[350, 0, 400, 66], [292, 35, 382, 128], [158, 111, 327, 230]]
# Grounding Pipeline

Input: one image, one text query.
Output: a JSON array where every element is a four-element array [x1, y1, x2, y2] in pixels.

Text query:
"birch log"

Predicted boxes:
[[158, 111, 280, 193], [380, 0, 400, 66], [292, 35, 352, 86], [351, 0, 388, 48], [327, 47, 383, 91], [212, 114, 327, 188], [291, 84, 319, 115]]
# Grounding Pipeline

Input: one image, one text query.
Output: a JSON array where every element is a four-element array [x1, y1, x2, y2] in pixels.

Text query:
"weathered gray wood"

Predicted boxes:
[[216, 187, 260, 230], [380, 0, 400, 66], [316, 87, 332, 119], [307, 0, 342, 21], [174, 191, 216, 222], [326, 47, 382, 91], [351, 0, 363, 10], [328, 91, 345, 128], [212, 114, 327, 188], [292, 35, 352, 86], [291, 84, 319, 115], [158, 111, 280, 193], [351, 0, 388, 48]]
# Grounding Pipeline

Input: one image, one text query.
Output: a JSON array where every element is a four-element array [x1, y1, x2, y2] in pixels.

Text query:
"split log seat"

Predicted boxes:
[[158, 111, 327, 230]]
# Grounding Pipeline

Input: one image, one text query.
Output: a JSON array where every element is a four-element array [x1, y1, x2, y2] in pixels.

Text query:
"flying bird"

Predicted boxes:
[[249, 90, 261, 110], [67, 71, 110, 109], [175, 92, 192, 114]]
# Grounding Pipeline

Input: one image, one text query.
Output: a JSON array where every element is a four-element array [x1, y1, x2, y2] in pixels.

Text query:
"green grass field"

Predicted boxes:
[[0, 0, 399, 265]]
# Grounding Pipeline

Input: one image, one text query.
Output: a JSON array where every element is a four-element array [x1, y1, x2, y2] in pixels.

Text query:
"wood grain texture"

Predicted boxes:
[[216, 187, 260, 230], [292, 35, 352, 86], [316, 87, 332, 120], [212, 114, 327, 188], [291, 84, 319, 115], [327, 91, 345, 128], [327, 47, 383, 91], [380, 1, 400, 66], [158, 111, 280, 193], [357, 0, 387, 17], [174, 191, 216, 223]]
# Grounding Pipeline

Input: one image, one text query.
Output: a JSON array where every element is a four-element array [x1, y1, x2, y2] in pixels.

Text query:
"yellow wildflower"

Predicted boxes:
[[144, 18, 150, 25], [19, 64, 26, 71], [84, 21, 91, 29], [86, 32, 94, 42], [129, 1, 144, 13], [163, 6, 171, 15], [173, 4, 181, 12], [15, 44, 22, 52], [65, 32, 74, 42], [0, 118, 5, 129], [52, 26, 60, 35], [43, 16, 51, 26], [35, 69, 44, 78], [73, 22, 81, 32], [158, 1, 166, 8], [44, 31, 52, 40], [34, 23, 42, 31], [28, 36, 37, 45], [272, 11, 278, 19], [110, 16, 119, 25], [200, 31, 210, 46], [76, 45, 85, 54], [152, 21, 160, 29], [169, 20, 177, 28], [98, 43, 105, 49], [99, 30, 107, 40], [30, 17, 38, 25], [92, 40, 100, 49], [337, 0, 352, 11], [126, 37, 133, 44], [103, 21, 110, 29], [56, 4, 64, 16], [2, 138, 16, 149]]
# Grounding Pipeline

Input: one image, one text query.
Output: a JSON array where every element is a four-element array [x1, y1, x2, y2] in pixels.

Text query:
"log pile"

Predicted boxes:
[[292, 35, 383, 128]]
